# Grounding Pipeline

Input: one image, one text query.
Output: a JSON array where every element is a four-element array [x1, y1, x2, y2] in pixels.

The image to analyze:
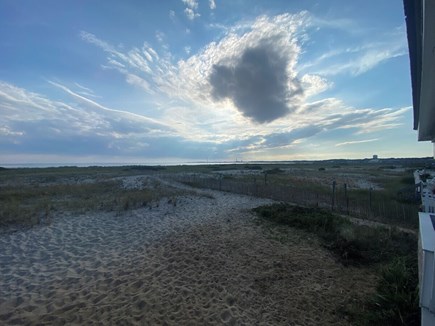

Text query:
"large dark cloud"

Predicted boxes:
[[209, 41, 303, 123]]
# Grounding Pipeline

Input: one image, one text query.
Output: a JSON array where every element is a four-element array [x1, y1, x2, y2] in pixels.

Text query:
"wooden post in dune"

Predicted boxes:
[[331, 180, 337, 210], [253, 177, 257, 196], [369, 187, 372, 217], [344, 183, 349, 215]]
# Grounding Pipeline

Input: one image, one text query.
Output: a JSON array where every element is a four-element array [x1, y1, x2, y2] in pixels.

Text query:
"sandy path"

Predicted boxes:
[[0, 178, 375, 325]]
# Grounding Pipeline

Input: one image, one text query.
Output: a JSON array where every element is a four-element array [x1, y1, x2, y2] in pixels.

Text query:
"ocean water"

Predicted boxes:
[[0, 161, 253, 169]]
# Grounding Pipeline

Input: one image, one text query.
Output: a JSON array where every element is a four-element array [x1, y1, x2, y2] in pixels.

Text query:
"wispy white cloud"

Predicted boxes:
[[182, 0, 200, 20], [209, 0, 216, 10], [184, 8, 200, 20], [0, 80, 205, 160], [80, 31, 158, 94], [74, 82, 93, 93], [72, 82, 101, 99], [335, 138, 379, 147], [300, 74, 331, 97], [47, 80, 165, 127], [308, 15, 358, 34], [0, 125, 24, 137], [125, 74, 151, 92], [169, 10, 176, 21], [81, 31, 145, 72], [300, 23, 408, 76], [182, 0, 198, 9]]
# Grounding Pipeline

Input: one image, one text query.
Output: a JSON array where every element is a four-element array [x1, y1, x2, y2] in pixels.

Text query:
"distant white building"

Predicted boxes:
[[369, 154, 379, 163]]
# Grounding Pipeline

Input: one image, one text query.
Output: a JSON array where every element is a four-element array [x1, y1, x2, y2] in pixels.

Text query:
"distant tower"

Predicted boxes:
[[373, 154, 378, 160]]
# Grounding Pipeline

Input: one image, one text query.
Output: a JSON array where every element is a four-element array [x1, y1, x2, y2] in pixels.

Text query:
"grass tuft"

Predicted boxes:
[[364, 256, 419, 325]]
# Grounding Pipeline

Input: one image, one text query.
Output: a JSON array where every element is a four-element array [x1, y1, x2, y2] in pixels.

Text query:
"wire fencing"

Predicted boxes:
[[167, 173, 419, 229]]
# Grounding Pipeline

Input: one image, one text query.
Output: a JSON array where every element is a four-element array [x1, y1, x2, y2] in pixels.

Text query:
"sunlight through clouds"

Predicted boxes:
[[0, 1, 428, 162]]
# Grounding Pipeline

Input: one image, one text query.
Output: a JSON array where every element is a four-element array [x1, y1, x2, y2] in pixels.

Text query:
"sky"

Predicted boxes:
[[0, 0, 432, 164]]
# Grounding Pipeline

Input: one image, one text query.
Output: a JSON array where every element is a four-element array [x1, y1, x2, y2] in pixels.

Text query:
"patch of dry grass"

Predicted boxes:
[[0, 175, 191, 227]]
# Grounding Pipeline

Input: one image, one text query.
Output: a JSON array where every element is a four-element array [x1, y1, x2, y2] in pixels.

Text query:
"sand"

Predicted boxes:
[[0, 177, 376, 325]]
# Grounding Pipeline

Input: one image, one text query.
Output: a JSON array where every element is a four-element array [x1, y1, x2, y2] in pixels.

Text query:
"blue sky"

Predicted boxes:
[[0, 0, 431, 164]]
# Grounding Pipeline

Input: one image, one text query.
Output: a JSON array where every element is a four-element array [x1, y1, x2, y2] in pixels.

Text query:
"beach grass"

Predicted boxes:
[[253, 203, 419, 325], [0, 169, 189, 227]]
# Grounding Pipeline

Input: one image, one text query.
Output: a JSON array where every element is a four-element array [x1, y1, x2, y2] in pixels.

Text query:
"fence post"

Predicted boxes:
[[369, 187, 372, 217], [254, 177, 257, 196], [344, 183, 349, 215], [331, 180, 337, 210]]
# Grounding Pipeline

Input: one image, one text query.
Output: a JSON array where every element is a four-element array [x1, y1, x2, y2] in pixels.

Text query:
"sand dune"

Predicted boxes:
[[0, 178, 375, 325]]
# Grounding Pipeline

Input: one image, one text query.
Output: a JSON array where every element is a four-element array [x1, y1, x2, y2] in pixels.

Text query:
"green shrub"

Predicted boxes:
[[123, 165, 165, 171], [365, 256, 419, 325], [396, 186, 420, 204], [420, 173, 431, 182], [244, 165, 262, 170], [254, 204, 350, 240], [400, 176, 415, 185], [265, 168, 284, 175]]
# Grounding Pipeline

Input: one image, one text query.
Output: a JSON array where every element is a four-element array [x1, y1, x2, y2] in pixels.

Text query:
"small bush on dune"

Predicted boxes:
[[365, 256, 419, 325], [244, 165, 262, 170], [400, 176, 415, 185], [420, 173, 431, 182], [254, 204, 350, 241], [123, 165, 166, 172], [265, 168, 284, 175]]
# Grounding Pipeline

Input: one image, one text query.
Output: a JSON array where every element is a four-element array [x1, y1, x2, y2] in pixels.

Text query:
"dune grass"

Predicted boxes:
[[364, 256, 419, 325], [253, 203, 419, 325], [0, 172, 187, 228]]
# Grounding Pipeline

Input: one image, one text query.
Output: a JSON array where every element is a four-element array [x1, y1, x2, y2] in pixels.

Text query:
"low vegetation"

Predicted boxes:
[[0, 170, 188, 228], [168, 160, 424, 229], [253, 203, 419, 325], [365, 256, 419, 325]]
